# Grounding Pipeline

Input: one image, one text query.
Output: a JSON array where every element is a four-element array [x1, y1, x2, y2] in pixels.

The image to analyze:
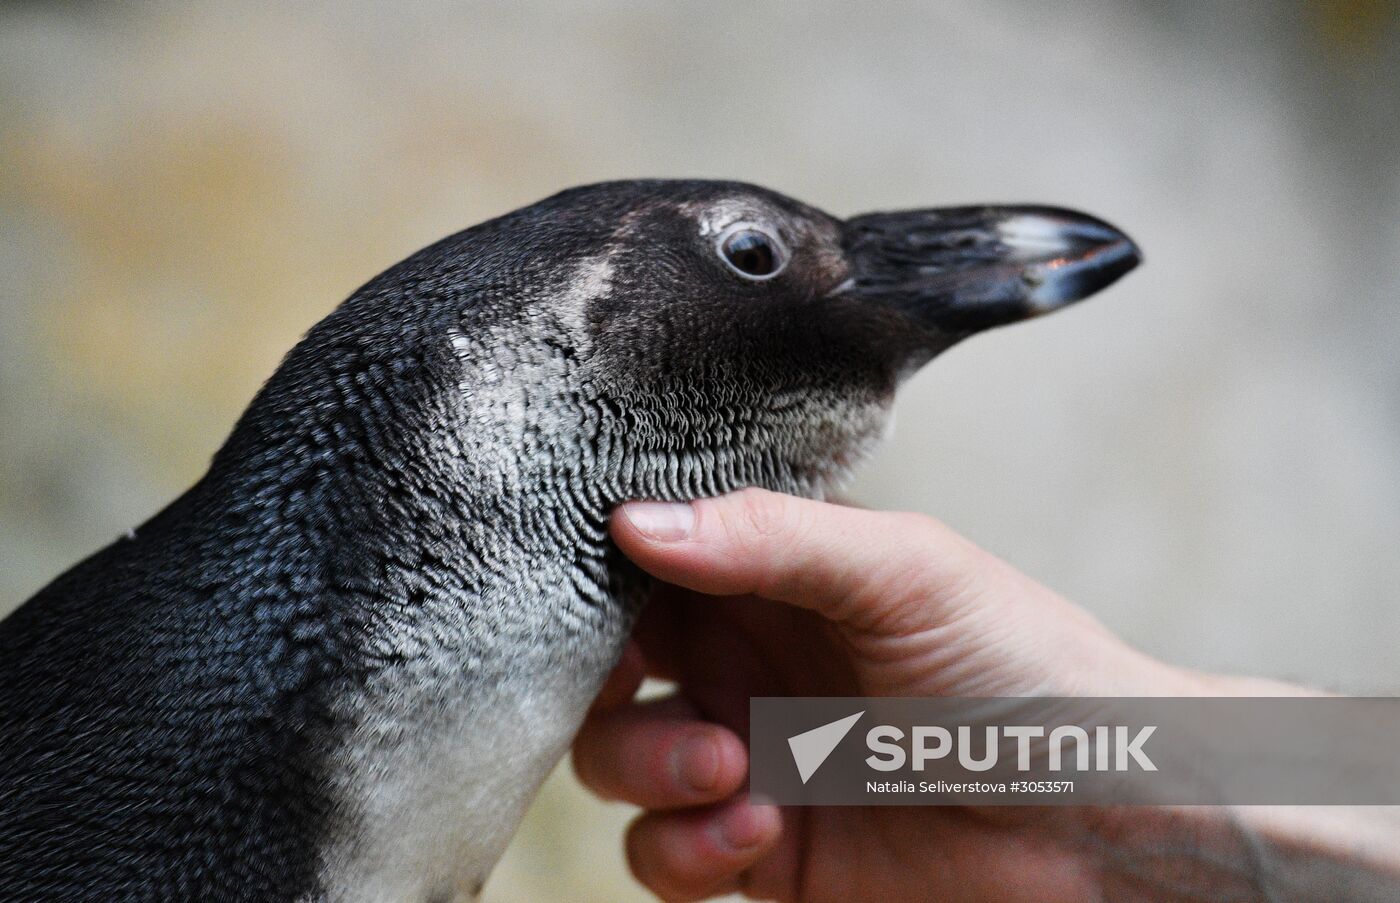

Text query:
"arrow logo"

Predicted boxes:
[[787, 711, 864, 784]]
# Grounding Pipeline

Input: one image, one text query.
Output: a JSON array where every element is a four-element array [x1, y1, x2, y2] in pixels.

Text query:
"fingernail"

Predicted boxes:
[[673, 733, 720, 793], [717, 800, 780, 851], [621, 501, 694, 542]]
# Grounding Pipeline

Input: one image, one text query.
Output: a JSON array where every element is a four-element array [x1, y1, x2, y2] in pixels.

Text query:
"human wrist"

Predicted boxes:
[[1077, 803, 1400, 902]]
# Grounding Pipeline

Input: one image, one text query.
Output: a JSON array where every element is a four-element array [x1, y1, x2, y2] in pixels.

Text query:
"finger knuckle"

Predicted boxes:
[[892, 510, 946, 544], [729, 487, 791, 541]]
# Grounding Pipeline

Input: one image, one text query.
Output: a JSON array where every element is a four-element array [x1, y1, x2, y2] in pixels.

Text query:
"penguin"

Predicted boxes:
[[0, 180, 1139, 902]]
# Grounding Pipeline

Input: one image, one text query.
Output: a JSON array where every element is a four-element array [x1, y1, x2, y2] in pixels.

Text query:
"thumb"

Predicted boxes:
[[611, 488, 989, 631]]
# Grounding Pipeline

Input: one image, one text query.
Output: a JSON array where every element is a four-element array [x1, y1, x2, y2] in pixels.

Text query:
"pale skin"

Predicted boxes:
[[573, 488, 1400, 902]]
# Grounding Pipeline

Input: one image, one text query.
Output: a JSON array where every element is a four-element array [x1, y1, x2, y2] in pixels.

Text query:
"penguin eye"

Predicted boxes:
[[717, 225, 787, 281]]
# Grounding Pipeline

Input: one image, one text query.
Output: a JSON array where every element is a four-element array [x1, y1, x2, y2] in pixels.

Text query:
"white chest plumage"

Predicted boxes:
[[312, 658, 608, 903]]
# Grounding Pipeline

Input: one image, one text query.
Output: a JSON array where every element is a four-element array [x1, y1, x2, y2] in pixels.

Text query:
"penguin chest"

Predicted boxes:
[[315, 657, 610, 903]]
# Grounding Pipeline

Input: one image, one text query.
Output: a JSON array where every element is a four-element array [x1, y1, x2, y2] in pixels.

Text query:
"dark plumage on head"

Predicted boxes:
[[231, 179, 1139, 505]]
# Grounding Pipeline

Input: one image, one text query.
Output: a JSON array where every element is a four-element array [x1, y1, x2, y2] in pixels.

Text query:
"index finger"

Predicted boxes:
[[611, 488, 986, 632]]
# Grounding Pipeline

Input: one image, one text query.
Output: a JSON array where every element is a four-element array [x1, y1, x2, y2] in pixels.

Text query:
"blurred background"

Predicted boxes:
[[2, 1, 1398, 899]]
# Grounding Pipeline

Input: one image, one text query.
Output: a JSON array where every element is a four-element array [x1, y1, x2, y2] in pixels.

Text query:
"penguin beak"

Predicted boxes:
[[839, 206, 1141, 336]]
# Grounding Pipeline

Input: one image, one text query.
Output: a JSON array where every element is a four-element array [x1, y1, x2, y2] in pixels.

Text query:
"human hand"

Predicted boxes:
[[573, 488, 1207, 901]]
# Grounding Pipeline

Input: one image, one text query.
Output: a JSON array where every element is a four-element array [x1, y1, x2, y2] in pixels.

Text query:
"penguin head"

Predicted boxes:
[[441, 179, 1139, 497], [538, 180, 1139, 399], [261, 180, 1139, 502]]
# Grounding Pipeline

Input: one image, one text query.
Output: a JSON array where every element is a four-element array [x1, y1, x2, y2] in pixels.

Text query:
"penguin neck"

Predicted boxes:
[[438, 336, 895, 647]]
